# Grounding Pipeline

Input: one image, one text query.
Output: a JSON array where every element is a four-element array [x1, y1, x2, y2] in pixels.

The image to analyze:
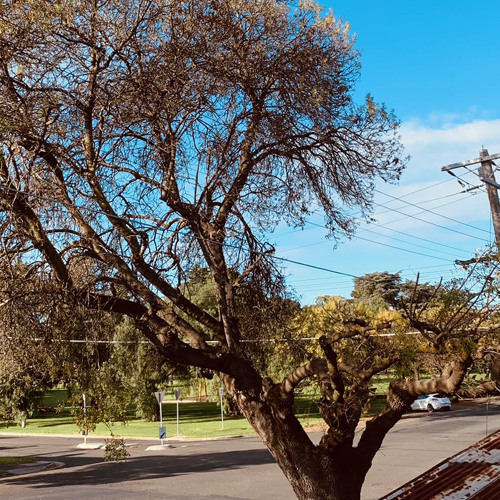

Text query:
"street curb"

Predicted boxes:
[[1, 461, 64, 477], [0, 431, 252, 443]]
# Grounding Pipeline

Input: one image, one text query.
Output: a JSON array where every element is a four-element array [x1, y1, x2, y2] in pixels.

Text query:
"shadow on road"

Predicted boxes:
[[1, 447, 276, 490]]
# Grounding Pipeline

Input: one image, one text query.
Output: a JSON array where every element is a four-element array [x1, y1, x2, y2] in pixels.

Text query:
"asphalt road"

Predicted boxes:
[[1, 398, 499, 500]]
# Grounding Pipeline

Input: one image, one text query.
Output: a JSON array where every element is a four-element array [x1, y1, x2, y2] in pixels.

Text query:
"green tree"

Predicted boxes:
[[352, 271, 402, 307], [0, 266, 177, 426], [0, 350, 49, 426], [0, 263, 59, 425], [0, 1, 410, 498], [108, 317, 188, 421], [184, 266, 302, 377]]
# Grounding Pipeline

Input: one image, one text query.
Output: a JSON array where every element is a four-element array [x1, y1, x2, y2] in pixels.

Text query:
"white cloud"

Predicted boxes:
[[400, 118, 500, 149], [395, 118, 500, 186], [373, 117, 498, 241]]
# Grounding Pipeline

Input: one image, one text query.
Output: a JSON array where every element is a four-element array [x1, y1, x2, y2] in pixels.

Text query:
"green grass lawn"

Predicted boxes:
[[2, 372, 489, 442], [0, 389, 326, 439], [0, 386, 392, 440]]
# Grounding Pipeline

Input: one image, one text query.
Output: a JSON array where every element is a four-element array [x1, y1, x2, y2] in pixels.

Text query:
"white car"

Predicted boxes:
[[410, 393, 451, 412]]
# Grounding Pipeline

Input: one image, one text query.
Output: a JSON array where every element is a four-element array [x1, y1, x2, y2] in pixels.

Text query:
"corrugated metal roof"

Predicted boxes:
[[380, 430, 500, 500]]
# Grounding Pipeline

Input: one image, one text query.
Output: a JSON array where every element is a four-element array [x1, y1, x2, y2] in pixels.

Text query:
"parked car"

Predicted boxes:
[[410, 393, 451, 412]]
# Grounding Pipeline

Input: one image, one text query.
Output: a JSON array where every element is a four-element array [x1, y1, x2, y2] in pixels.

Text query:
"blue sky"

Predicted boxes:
[[275, 0, 500, 304]]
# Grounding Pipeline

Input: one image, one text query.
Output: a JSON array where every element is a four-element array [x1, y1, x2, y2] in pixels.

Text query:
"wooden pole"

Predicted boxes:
[[442, 148, 500, 249], [478, 148, 500, 246]]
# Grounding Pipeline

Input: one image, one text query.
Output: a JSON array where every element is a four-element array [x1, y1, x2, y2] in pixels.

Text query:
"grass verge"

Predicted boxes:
[[0, 388, 388, 440], [0, 456, 36, 476], [0, 457, 36, 466], [0, 390, 326, 440]]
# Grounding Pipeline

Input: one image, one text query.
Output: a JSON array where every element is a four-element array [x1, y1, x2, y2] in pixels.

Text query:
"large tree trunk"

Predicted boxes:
[[234, 388, 368, 500], [457, 346, 500, 398], [252, 415, 366, 498], [457, 381, 500, 398], [490, 346, 500, 382], [228, 355, 473, 500]]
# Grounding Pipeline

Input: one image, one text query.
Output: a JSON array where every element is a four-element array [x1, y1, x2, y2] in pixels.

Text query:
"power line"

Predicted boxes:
[[352, 235, 451, 262], [4, 331, 423, 345], [374, 188, 491, 235], [379, 178, 454, 199], [272, 256, 360, 279], [370, 195, 492, 250], [359, 222, 473, 256], [370, 199, 487, 240], [276, 220, 473, 257], [359, 226, 470, 257], [0, 175, 489, 255], [276, 183, 488, 262], [295, 219, 471, 263], [373, 185, 481, 218]]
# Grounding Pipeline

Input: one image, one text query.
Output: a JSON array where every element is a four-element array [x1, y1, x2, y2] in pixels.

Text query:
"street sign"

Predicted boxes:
[[154, 391, 165, 404], [219, 388, 224, 396], [174, 389, 181, 400], [154, 391, 166, 444]]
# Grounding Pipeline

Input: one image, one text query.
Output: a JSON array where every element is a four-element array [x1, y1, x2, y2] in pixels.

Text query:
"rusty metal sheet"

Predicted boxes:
[[381, 430, 500, 500]]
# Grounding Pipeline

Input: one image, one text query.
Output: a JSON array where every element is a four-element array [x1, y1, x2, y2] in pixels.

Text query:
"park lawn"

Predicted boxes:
[[1, 384, 405, 440], [1, 374, 490, 441], [0, 389, 325, 440], [0, 403, 256, 439]]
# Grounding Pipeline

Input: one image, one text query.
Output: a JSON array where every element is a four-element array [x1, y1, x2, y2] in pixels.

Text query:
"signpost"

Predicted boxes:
[[82, 393, 88, 445], [159, 426, 166, 440], [219, 387, 224, 430], [145, 390, 174, 451], [154, 391, 166, 445], [174, 389, 181, 435]]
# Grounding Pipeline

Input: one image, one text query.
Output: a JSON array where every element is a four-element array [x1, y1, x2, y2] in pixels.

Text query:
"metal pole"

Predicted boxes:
[[220, 388, 224, 430], [176, 399, 179, 435], [159, 400, 164, 446], [83, 393, 87, 445], [486, 399, 489, 437]]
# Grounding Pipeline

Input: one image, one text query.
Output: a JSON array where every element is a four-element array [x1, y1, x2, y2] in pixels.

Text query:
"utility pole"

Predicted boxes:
[[442, 148, 500, 246]]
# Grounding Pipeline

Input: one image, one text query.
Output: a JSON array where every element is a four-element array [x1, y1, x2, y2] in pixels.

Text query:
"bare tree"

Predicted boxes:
[[1, 1, 475, 498]]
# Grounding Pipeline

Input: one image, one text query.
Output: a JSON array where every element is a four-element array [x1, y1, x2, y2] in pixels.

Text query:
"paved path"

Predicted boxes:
[[1, 399, 499, 499]]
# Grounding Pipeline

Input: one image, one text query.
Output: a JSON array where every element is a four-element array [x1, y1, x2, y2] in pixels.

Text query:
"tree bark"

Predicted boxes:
[[236, 390, 367, 500]]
